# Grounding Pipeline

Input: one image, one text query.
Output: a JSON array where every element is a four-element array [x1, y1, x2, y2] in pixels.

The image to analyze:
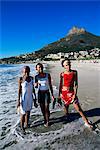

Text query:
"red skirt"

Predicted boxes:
[[61, 90, 74, 105]]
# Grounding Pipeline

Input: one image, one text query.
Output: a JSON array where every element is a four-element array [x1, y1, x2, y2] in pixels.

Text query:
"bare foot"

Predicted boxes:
[[44, 122, 49, 127], [84, 121, 93, 129], [21, 127, 26, 134]]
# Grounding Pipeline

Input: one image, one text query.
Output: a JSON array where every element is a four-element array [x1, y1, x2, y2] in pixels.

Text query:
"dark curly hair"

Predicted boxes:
[[61, 58, 71, 67]]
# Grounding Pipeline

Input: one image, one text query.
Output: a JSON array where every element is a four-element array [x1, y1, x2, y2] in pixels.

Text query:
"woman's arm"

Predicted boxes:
[[73, 70, 78, 99], [58, 73, 63, 97], [33, 85, 38, 108], [48, 73, 54, 97], [32, 76, 38, 108], [31, 76, 37, 99], [17, 77, 22, 107], [34, 75, 38, 88], [33, 86, 37, 99]]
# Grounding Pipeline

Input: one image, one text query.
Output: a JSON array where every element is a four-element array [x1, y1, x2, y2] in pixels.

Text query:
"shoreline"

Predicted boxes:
[[0, 58, 100, 65]]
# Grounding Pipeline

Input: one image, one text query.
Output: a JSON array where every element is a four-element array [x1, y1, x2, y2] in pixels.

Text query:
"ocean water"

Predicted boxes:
[[0, 64, 100, 150]]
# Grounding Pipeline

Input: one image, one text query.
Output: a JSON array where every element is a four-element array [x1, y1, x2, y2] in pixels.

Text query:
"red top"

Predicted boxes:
[[63, 72, 75, 87], [59, 71, 77, 95], [59, 70, 78, 105]]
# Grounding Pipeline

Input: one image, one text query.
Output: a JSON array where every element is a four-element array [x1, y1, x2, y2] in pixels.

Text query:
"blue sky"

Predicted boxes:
[[0, 0, 100, 58]]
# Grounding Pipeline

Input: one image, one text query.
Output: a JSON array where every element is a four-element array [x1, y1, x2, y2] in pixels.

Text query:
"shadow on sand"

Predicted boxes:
[[30, 108, 100, 128]]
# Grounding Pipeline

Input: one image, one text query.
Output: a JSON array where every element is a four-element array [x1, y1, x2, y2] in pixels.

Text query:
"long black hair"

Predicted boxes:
[[36, 63, 43, 71], [22, 66, 30, 72]]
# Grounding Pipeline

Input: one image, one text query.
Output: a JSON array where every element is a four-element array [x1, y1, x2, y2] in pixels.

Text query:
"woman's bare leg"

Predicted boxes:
[[45, 103, 49, 126], [40, 103, 46, 124], [25, 111, 30, 128], [20, 114, 25, 129], [64, 105, 69, 116], [73, 102, 93, 128]]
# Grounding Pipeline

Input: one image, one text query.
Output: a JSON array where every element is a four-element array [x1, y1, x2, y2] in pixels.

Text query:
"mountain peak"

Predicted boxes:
[[67, 26, 86, 36]]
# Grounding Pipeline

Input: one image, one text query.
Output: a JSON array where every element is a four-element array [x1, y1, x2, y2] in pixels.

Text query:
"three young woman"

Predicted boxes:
[[17, 60, 93, 131]]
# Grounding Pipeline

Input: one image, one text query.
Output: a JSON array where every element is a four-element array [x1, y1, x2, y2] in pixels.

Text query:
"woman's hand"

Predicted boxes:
[[17, 101, 20, 108], [72, 94, 76, 100], [57, 97, 62, 106], [34, 102, 38, 108], [33, 98, 38, 108], [52, 95, 55, 101], [58, 93, 62, 99], [71, 94, 76, 103]]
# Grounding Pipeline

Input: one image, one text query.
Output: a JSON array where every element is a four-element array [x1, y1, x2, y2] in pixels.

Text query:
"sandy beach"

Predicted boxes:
[[0, 61, 100, 150]]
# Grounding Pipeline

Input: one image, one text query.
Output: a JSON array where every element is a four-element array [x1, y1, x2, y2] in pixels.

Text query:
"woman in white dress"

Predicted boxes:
[[17, 66, 37, 133]]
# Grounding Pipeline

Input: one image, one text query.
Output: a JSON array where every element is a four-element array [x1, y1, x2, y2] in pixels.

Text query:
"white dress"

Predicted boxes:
[[20, 78, 33, 114]]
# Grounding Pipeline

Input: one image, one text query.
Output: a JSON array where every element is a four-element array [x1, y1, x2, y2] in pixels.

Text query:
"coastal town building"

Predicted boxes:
[[44, 47, 100, 60]]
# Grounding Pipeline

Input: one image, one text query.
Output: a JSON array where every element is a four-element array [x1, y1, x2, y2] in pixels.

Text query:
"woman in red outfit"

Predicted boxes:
[[58, 58, 93, 128]]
